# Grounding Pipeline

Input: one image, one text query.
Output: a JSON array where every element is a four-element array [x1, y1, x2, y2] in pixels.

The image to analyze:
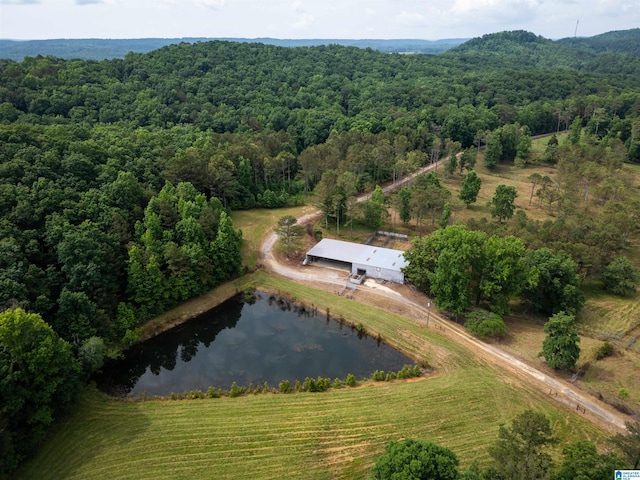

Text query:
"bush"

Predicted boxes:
[[346, 373, 356, 387], [371, 370, 386, 381], [595, 341, 614, 360], [207, 386, 220, 398], [229, 381, 241, 398], [465, 310, 507, 339], [332, 378, 342, 389], [602, 257, 640, 297], [279, 380, 291, 393]]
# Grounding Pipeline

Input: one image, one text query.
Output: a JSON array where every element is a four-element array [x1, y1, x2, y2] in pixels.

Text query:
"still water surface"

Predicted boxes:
[[97, 293, 413, 396]]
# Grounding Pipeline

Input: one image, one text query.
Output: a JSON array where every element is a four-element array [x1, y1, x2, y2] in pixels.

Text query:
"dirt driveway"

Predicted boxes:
[[259, 180, 631, 435]]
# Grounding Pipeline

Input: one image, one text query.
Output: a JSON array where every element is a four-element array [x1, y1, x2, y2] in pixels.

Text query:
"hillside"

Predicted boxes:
[[0, 37, 467, 61], [446, 29, 640, 74], [2, 26, 640, 479], [557, 28, 640, 56]]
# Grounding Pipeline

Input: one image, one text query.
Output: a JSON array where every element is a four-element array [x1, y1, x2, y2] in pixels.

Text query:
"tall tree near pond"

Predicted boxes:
[[275, 215, 305, 258], [0, 308, 82, 479]]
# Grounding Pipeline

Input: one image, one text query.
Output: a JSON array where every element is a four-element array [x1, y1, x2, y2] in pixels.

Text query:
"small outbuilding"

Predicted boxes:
[[304, 238, 409, 284]]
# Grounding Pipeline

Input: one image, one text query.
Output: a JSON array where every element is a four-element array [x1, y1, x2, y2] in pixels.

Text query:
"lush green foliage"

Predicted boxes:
[[458, 170, 482, 207], [403, 226, 528, 315], [0, 308, 81, 479], [487, 409, 557, 480], [540, 312, 581, 371], [488, 184, 517, 223], [610, 421, 640, 470], [602, 256, 640, 296], [520, 249, 584, 316], [465, 310, 507, 339], [371, 439, 459, 480], [553, 440, 627, 480], [275, 215, 305, 257]]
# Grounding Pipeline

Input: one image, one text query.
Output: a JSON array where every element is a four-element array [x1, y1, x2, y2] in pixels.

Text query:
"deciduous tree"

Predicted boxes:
[[488, 410, 557, 480], [0, 308, 81, 478], [540, 311, 581, 371], [601, 256, 639, 297], [459, 170, 482, 208], [371, 439, 459, 480], [488, 184, 517, 223]]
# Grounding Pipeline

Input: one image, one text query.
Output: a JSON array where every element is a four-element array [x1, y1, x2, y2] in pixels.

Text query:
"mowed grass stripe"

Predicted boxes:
[[19, 363, 605, 480]]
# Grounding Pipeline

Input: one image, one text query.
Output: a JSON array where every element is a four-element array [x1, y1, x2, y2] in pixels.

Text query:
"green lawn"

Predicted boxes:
[[18, 274, 608, 480]]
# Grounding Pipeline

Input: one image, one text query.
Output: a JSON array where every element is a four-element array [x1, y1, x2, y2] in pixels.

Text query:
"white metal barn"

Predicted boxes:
[[304, 238, 409, 284]]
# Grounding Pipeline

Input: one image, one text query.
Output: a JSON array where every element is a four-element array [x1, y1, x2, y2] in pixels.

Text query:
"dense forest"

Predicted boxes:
[[0, 37, 468, 61], [1, 29, 640, 477]]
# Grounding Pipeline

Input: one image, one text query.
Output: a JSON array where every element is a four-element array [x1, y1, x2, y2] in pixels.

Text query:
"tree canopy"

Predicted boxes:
[[371, 439, 460, 480], [488, 409, 557, 480], [403, 225, 528, 315], [0, 308, 81, 477], [540, 312, 581, 371]]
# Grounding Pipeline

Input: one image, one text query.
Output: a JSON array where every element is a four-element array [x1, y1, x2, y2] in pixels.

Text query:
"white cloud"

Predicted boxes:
[[365, 7, 376, 15], [292, 0, 302, 11], [194, 0, 225, 9], [293, 12, 314, 29], [0, 0, 40, 4], [75, 0, 103, 5], [395, 10, 425, 26]]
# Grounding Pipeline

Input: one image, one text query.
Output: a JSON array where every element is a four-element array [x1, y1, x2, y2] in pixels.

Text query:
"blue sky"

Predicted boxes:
[[1, 0, 638, 41]]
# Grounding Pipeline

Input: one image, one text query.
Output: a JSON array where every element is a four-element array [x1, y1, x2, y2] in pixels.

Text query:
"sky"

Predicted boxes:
[[0, 0, 638, 41]]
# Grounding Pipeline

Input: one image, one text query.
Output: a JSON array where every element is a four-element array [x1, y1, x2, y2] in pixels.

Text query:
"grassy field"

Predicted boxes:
[[19, 137, 638, 479], [231, 205, 316, 269], [18, 275, 607, 480]]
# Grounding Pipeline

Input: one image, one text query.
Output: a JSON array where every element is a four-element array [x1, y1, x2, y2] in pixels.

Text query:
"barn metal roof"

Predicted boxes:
[[306, 238, 408, 272]]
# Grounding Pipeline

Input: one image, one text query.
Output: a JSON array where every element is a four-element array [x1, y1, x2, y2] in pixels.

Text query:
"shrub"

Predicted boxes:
[[618, 388, 629, 399], [371, 370, 386, 381], [465, 309, 507, 339], [303, 377, 316, 392], [207, 386, 220, 398], [332, 378, 342, 389], [602, 257, 640, 297], [346, 373, 356, 387], [386, 372, 397, 381], [229, 381, 241, 398], [279, 380, 291, 393], [595, 341, 614, 360]]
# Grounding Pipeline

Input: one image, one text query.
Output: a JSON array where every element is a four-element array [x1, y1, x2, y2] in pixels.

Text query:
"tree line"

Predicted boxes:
[[372, 409, 640, 479]]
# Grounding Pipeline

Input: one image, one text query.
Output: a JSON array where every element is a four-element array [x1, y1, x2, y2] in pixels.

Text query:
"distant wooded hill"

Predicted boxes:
[[1, 29, 639, 62], [446, 29, 640, 73], [0, 37, 468, 61]]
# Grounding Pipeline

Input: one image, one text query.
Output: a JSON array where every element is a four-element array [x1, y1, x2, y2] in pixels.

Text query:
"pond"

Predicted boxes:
[[96, 292, 414, 396]]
